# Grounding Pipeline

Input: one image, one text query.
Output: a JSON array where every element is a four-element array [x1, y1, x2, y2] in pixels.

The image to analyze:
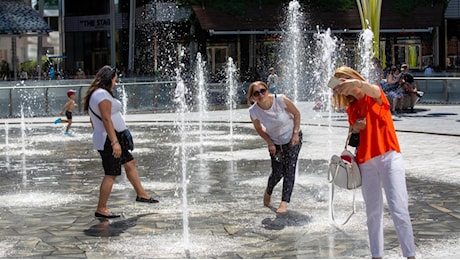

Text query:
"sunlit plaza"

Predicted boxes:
[[0, 102, 460, 258], [1, 0, 460, 258]]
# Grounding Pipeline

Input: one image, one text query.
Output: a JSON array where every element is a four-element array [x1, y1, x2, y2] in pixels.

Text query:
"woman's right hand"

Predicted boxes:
[[268, 144, 276, 155], [112, 143, 122, 158]]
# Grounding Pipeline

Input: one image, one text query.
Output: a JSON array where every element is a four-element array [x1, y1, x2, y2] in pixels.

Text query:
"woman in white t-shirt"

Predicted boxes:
[[247, 81, 302, 214], [83, 65, 159, 219]]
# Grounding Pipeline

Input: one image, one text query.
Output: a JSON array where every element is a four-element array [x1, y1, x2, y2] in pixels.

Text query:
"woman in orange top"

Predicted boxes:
[[330, 66, 415, 259]]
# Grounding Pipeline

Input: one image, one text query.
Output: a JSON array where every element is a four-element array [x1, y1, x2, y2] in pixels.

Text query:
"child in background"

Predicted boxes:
[[54, 89, 77, 134], [267, 67, 279, 94]]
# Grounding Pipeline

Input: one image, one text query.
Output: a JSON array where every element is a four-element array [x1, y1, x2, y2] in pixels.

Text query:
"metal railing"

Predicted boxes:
[[0, 80, 179, 118], [0, 77, 459, 118], [413, 77, 460, 103]]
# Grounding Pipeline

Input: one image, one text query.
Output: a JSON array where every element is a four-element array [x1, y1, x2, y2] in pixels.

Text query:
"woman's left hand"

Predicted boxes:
[[352, 118, 366, 132]]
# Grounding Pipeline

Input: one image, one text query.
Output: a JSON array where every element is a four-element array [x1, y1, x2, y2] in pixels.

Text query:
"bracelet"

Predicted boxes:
[[111, 140, 119, 146]]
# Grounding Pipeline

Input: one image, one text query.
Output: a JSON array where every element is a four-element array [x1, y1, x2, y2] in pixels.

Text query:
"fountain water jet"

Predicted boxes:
[[173, 46, 191, 257], [358, 29, 376, 82], [312, 27, 340, 113], [194, 52, 208, 147], [279, 0, 306, 103], [225, 57, 238, 142], [20, 105, 27, 183], [4, 122, 10, 170], [117, 81, 128, 119]]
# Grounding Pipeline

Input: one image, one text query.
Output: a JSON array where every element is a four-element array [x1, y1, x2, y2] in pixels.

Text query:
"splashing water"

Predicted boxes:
[[279, 0, 306, 103], [312, 27, 340, 113], [195, 52, 208, 147], [20, 105, 27, 184], [173, 46, 191, 256], [4, 122, 10, 170], [358, 29, 375, 81], [225, 57, 238, 141], [118, 84, 128, 119]]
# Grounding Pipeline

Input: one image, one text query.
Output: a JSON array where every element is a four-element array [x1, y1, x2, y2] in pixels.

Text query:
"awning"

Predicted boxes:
[[193, 0, 444, 35], [0, 0, 51, 35]]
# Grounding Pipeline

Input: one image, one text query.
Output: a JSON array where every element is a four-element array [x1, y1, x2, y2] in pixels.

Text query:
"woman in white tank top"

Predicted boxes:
[[248, 81, 302, 214]]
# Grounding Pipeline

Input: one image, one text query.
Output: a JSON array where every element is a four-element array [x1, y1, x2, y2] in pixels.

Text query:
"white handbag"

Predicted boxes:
[[328, 149, 361, 190]]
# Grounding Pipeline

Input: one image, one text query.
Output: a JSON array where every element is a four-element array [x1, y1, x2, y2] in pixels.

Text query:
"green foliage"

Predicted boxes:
[[19, 60, 37, 72], [19, 57, 52, 73]]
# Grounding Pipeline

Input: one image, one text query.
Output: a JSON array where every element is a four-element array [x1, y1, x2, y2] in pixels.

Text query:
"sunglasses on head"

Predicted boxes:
[[252, 88, 267, 97]]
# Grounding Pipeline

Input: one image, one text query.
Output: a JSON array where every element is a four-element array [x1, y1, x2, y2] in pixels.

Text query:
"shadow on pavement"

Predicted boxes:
[[262, 208, 312, 230], [84, 213, 156, 237]]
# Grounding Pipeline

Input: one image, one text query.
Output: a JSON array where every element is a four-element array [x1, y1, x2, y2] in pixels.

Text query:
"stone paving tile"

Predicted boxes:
[[0, 104, 459, 258]]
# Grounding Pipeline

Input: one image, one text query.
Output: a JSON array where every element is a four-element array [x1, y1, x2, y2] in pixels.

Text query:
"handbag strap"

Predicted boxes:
[[328, 152, 357, 226], [88, 105, 102, 121], [329, 181, 357, 226], [345, 127, 353, 150]]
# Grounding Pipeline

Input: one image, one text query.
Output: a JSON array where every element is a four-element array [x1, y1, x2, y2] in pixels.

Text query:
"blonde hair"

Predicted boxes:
[[247, 81, 268, 106], [331, 66, 366, 111]]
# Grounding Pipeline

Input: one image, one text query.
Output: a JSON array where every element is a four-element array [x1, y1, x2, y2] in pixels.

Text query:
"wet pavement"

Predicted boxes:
[[0, 102, 459, 259]]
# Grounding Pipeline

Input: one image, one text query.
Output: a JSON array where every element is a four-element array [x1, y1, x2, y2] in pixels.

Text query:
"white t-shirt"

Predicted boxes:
[[249, 94, 294, 145], [89, 88, 127, 150]]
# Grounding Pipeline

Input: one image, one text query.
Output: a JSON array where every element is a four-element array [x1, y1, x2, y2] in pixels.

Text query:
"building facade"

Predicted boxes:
[[3, 0, 460, 80]]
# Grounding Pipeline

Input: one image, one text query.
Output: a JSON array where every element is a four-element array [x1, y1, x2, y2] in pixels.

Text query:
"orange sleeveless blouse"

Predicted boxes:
[[346, 88, 400, 164]]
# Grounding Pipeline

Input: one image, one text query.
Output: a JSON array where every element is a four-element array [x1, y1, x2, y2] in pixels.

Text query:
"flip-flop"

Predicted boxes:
[[94, 212, 121, 218]]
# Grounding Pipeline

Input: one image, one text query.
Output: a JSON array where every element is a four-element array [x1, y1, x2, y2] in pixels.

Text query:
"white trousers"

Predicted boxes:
[[360, 150, 416, 258]]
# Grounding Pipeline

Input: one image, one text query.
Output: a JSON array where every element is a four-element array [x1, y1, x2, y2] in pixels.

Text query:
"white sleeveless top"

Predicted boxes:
[[249, 94, 294, 145]]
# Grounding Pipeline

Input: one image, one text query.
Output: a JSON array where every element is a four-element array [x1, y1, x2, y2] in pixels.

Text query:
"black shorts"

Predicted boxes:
[[65, 110, 72, 120], [98, 136, 134, 176]]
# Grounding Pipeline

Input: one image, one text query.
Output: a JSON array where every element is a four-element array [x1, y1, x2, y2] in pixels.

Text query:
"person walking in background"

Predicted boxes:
[[83, 65, 159, 219], [329, 66, 416, 259], [247, 81, 302, 214], [54, 89, 77, 135], [267, 67, 279, 94]]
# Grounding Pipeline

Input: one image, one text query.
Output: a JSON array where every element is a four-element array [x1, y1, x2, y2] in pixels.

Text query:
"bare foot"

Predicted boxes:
[[276, 201, 288, 214], [263, 191, 271, 207]]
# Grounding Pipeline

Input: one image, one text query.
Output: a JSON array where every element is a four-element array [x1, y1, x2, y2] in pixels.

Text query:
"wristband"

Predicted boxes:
[[111, 140, 119, 146]]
